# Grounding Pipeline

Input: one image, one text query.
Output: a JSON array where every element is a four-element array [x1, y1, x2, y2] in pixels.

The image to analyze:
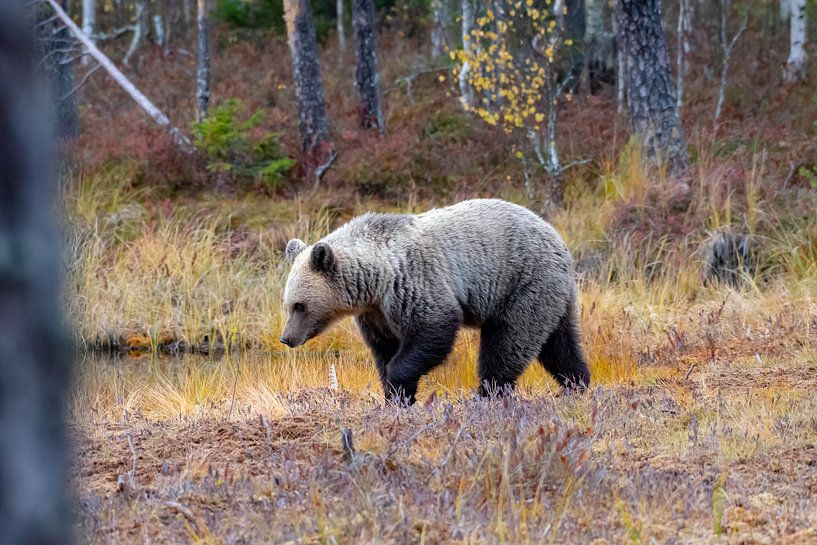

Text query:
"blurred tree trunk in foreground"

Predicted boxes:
[[352, 0, 384, 132], [784, 0, 807, 83], [196, 0, 211, 121], [284, 0, 336, 183], [614, 0, 688, 175], [0, 3, 73, 544]]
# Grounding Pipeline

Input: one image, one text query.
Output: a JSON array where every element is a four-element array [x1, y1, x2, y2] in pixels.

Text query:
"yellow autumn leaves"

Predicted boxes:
[[451, 0, 569, 134]]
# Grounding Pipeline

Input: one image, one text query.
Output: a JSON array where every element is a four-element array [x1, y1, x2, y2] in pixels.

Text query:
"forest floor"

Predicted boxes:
[[71, 312, 817, 544]]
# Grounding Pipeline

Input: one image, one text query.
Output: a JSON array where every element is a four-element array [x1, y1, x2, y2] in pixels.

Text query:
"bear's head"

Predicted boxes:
[[280, 238, 349, 347]]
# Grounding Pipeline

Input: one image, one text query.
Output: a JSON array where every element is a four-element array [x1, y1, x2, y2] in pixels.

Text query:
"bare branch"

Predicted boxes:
[[59, 62, 101, 99], [42, 0, 192, 149]]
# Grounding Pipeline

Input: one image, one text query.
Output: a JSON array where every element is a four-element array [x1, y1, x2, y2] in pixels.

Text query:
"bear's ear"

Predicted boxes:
[[285, 239, 307, 264], [311, 242, 336, 273]]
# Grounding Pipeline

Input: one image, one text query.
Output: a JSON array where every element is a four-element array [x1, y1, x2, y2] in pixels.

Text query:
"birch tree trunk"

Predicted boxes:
[[196, 0, 211, 121], [352, 0, 384, 132], [715, 0, 747, 123], [284, 0, 336, 182], [0, 4, 73, 544], [676, 0, 690, 113], [431, 0, 447, 57], [82, 0, 96, 65], [612, 13, 626, 114], [337, 0, 346, 59], [124, 0, 148, 65], [614, 0, 688, 174], [459, 0, 474, 108], [784, 0, 807, 83], [583, 0, 614, 94]]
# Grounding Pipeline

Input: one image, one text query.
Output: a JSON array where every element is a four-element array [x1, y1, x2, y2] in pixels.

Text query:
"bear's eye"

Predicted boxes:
[[292, 302, 305, 313]]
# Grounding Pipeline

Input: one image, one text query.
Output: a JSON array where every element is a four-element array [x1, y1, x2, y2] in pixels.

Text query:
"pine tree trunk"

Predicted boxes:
[[284, 0, 335, 182], [0, 4, 73, 544], [196, 0, 211, 121], [36, 2, 79, 138], [784, 0, 807, 83], [352, 0, 384, 132], [614, 0, 688, 174]]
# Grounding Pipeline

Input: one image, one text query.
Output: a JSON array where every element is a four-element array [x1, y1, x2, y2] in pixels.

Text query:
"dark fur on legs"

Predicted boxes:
[[477, 319, 542, 397], [358, 311, 459, 405], [538, 306, 590, 389]]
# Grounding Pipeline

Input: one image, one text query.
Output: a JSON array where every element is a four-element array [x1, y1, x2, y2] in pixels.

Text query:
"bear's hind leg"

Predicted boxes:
[[478, 320, 542, 397], [537, 307, 590, 389]]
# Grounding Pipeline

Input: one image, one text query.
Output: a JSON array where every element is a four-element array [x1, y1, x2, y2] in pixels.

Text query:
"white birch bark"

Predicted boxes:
[[153, 14, 165, 48], [337, 0, 346, 59], [715, 0, 747, 122], [44, 0, 191, 147], [124, 0, 147, 65], [780, 0, 790, 21], [784, 0, 807, 83], [81, 0, 95, 65], [431, 0, 447, 57], [196, 0, 211, 121], [458, 0, 473, 108]]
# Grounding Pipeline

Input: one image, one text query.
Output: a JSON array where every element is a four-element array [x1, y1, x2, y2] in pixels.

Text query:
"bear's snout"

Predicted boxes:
[[280, 336, 295, 347]]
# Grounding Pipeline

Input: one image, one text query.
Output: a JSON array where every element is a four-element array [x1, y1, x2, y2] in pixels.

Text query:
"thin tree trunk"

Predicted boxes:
[[153, 14, 165, 49], [676, 0, 690, 114], [352, 0, 384, 132], [780, 0, 790, 21], [614, 0, 688, 174], [284, 0, 336, 183], [337, 0, 346, 59], [431, 0, 447, 57], [124, 0, 147, 65], [784, 0, 807, 83], [82, 0, 96, 65], [0, 4, 73, 545], [196, 0, 211, 121], [44, 0, 191, 147], [612, 13, 625, 114], [583, 0, 613, 95], [459, 0, 474, 108], [714, 0, 747, 123]]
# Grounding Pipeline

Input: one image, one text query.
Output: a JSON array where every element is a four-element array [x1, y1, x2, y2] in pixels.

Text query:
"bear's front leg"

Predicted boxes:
[[384, 321, 459, 405]]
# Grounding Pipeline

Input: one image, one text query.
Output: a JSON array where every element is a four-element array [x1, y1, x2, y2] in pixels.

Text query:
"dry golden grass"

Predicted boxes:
[[66, 152, 817, 544]]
